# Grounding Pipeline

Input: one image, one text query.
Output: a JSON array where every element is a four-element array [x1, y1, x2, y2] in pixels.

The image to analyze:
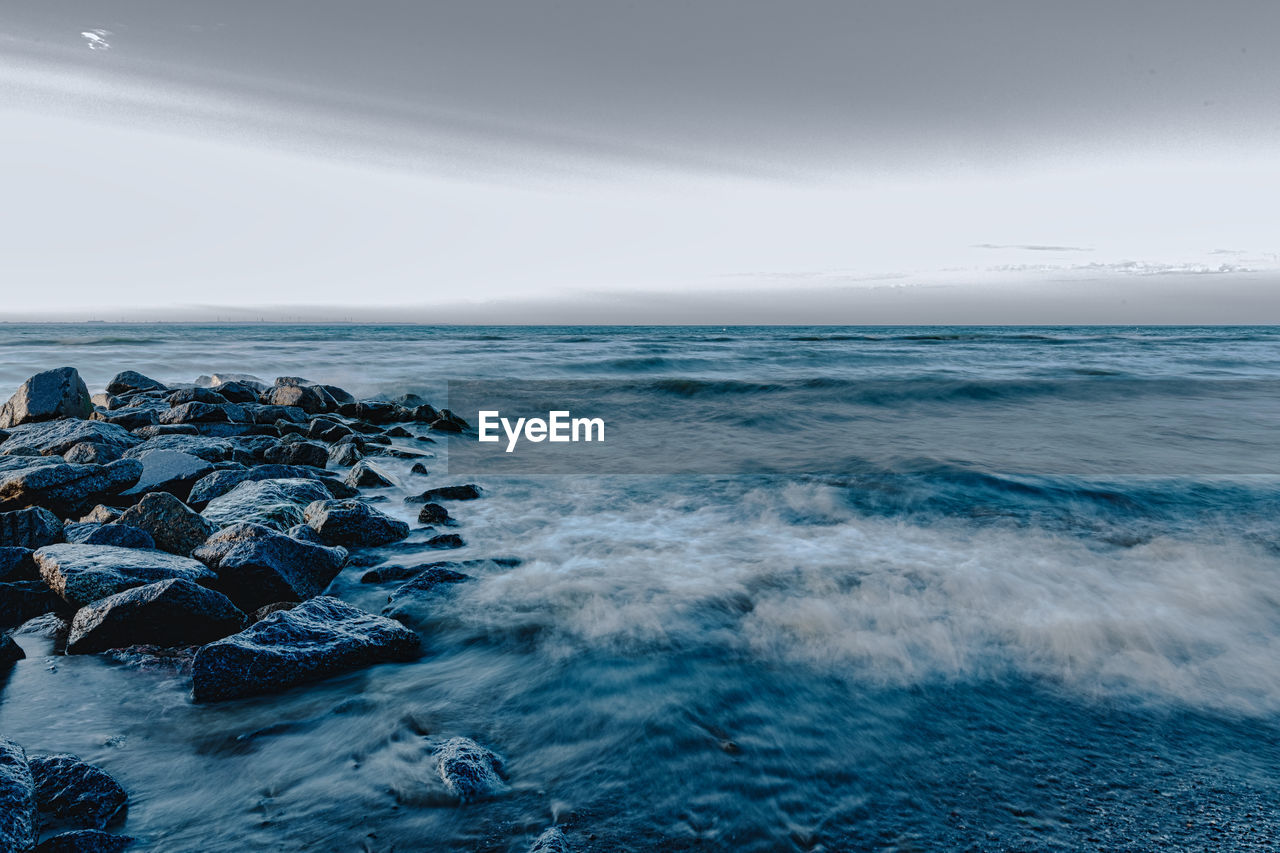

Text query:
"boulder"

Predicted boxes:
[[202, 372, 265, 389], [191, 596, 419, 702], [62, 443, 124, 465], [262, 384, 327, 414], [35, 829, 135, 852], [193, 523, 347, 612], [0, 737, 36, 852], [305, 419, 352, 443], [0, 547, 35, 581], [328, 442, 362, 467], [0, 368, 93, 428], [95, 409, 159, 432], [67, 577, 246, 654], [344, 460, 394, 489], [186, 465, 353, 507], [261, 441, 328, 469], [63, 524, 155, 550], [530, 827, 570, 853], [106, 371, 167, 397], [121, 436, 236, 463], [405, 484, 482, 503], [361, 557, 519, 585], [384, 426, 413, 438], [1, 634, 24, 670], [429, 418, 463, 433], [409, 462, 429, 475], [303, 499, 409, 548], [159, 401, 247, 426], [285, 523, 324, 544], [0, 506, 65, 549], [319, 385, 355, 406], [116, 492, 217, 556], [28, 753, 127, 830], [0, 581, 64, 629], [416, 503, 451, 525], [423, 533, 464, 549], [0, 459, 143, 516], [116, 450, 216, 500], [386, 565, 471, 603], [35, 544, 216, 608], [202, 479, 332, 531], [435, 737, 505, 800], [129, 425, 198, 439], [249, 601, 296, 623], [2, 420, 140, 456], [208, 381, 259, 404], [15, 613, 71, 642], [79, 506, 121, 524]]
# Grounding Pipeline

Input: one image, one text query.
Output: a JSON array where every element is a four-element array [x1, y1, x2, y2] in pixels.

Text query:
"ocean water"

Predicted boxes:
[[2, 324, 1280, 851]]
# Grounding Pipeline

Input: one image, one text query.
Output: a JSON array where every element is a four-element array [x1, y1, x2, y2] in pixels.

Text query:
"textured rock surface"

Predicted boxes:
[[116, 450, 216, 500], [0, 368, 93, 429], [0, 459, 143, 517], [191, 596, 419, 702], [415, 503, 452, 525], [406, 484, 483, 502], [193, 523, 347, 612], [202, 478, 333, 531], [1, 633, 25, 670], [0, 506, 65, 550], [303, 499, 409, 548], [35, 544, 216, 608], [0, 737, 36, 852], [262, 440, 328, 469], [0, 546, 35, 581], [29, 753, 127, 830], [121, 435, 236, 463], [3, 420, 140, 457], [386, 566, 472, 603], [62, 443, 124, 465], [529, 827, 570, 853], [117, 492, 217, 556], [35, 829, 135, 852], [105, 370, 166, 397], [67, 577, 246, 654], [343, 460, 393, 489], [62, 523, 155, 550], [0, 581, 64, 629], [435, 737, 505, 800], [186, 465, 353, 506]]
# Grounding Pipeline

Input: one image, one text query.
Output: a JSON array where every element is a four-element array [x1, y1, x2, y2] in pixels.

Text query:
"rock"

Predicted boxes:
[[0, 737, 36, 852], [410, 462, 429, 475], [1, 633, 24, 670], [384, 426, 413, 438], [361, 557, 520, 585], [435, 737, 504, 800], [191, 596, 419, 702], [106, 371, 167, 396], [116, 450, 216, 500], [530, 827, 570, 853], [159, 401, 248, 426], [0, 581, 64, 629], [416, 503, 451, 525], [285, 523, 324, 544], [423, 533, 464, 549], [63, 523, 155, 550], [35, 544, 216, 608], [327, 442, 362, 467], [303, 499, 409, 548], [202, 372, 265, 389], [0, 368, 94, 428], [3, 420, 141, 456], [261, 441, 328, 469], [95, 409, 159, 432], [67, 577, 246, 654], [305, 419, 352, 443], [406, 484, 482, 502], [387, 566, 471, 603], [319, 385, 355, 406], [0, 547, 35, 581], [15, 612, 70, 641], [208, 381, 259, 404], [79, 506, 120, 524], [202, 479, 333, 531], [116, 492, 217, 556], [262, 384, 328, 414], [0, 506, 65, 549], [429, 418, 463, 433], [344, 460, 394, 489], [121, 435, 236, 463], [62, 443, 124, 465], [28, 753, 127, 830], [193, 523, 347, 612], [35, 829, 135, 852], [249, 601, 296, 623], [0, 459, 143, 516], [165, 387, 227, 406], [186, 465, 353, 507]]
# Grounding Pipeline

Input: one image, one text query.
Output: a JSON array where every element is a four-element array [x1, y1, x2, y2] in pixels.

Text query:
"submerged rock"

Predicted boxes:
[[405, 484, 482, 503], [435, 737, 505, 801], [29, 753, 127, 830], [191, 596, 419, 702], [386, 566, 471, 603], [0, 459, 143, 517], [0, 367, 94, 429], [416, 503, 451, 525], [116, 492, 217, 556], [423, 533, 464, 550], [35, 544, 216, 609], [67, 577, 246, 654], [63, 523, 155, 550], [35, 829, 135, 852], [0, 506, 65, 550], [529, 827, 570, 853], [202, 478, 333, 531], [303, 499, 409, 548], [0, 737, 36, 852], [193, 523, 347, 612]]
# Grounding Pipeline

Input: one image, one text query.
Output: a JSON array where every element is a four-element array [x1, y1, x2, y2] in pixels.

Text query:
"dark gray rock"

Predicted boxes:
[[106, 371, 166, 397], [0, 737, 36, 852], [0, 506, 65, 549], [327, 442, 362, 467], [95, 408, 159, 432], [0, 581, 64, 629], [122, 435, 236, 463], [209, 381, 259, 404], [285, 523, 324, 544], [0, 459, 143, 516], [193, 522, 347, 612], [262, 384, 328, 414], [410, 462, 429, 475], [405, 484, 482, 503], [63, 523, 155, 550], [529, 827, 570, 853], [361, 557, 519, 585], [164, 387, 227, 406], [423, 533, 464, 549], [78, 506, 120, 524], [1, 633, 24, 670], [387, 566, 471, 602], [202, 372, 265, 389], [16, 612, 71, 642], [429, 418, 463, 433], [262, 441, 327, 469], [344, 460, 394, 489], [159, 401, 249, 426], [435, 737, 505, 801], [0, 547, 35, 581], [251, 405, 307, 425], [0, 367, 94, 428], [202, 479, 332, 531], [35, 544, 216, 608], [35, 829, 135, 852], [416, 503, 451, 525], [319, 385, 355, 406], [117, 492, 217, 556], [29, 753, 127, 830], [3, 420, 140, 456], [129, 424, 197, 439], [62, 443, 124, 465], [249, 601, 296, 623], [67, 577, 246, 654], [305, 418, 352, 443], [303, 499, 409, 548], [384, 426, 413, 438], [191, 596, 419, 702], [116, 450, 216, 500]]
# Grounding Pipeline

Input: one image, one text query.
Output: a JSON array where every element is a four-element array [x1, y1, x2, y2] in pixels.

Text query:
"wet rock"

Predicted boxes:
[[306, 418, 352, 443], [423, 533, 464, 549], [0, 367, 94, 429], [15, 612, 70, 642], [202, 478, 333, 531], [0, 581, 64, 629], [303, 499, 409, 548], [67, 577, 246, 654], [191, 596, 419, 702], [0, 737, 36, 852], [344, 460, 394, 489], [164, 387, 226, 407], [0, 506, 65, 549], [116, 450, 216, 500], [261, 440, 328, 469], [3, 420, 140, 457], [386, 566, 471, 603], [63, 443, 124, 465], [106, 371, 166, 397], [94, 408, 159, 432], [361, 557, 519, 584], [35, 544, 216, 608], [202, 372, 265, 389], [435, 737, 504, 801], [285, 523, 324, 545], [252, 405, 307, 425], [429, 418, 463, 433], [117, 492, 217, 556], [416, 503, 451, 525], [249, 601, 296, 623], [129, 424, 198, 439], [78, 506, 120, 524], [0, 459, 143, 517], [1, 633, 24, 670], [530, 827, 570, 853], [63, 523, 155, 550], [406, 484, 482, 503], [328, 442, 362, 467], [186, 465, 352, 507], [262, 384, 328, 414], [122, 435, 236, 463], [410, 462, 429, 475], [384, 426, 413, 438], [0, 547, 35, 581], [159, 401, 249, 426], [208, 381, 259, 405], [193, 522, 347, 612], [28, 753, 127, 830], [319, 385, 355, 407], [35, 829, 135, 852]]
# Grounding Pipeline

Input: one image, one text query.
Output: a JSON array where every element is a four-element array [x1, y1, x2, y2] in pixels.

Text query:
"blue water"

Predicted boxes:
[[2, 325, 1280, 851]]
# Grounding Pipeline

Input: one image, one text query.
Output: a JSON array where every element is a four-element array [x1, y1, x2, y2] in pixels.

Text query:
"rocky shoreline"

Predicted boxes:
[[0, 367, 557, 851]]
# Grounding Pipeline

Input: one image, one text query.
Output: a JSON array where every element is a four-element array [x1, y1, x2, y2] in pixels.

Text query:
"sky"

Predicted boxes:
[[1, 1, 1279, 323]]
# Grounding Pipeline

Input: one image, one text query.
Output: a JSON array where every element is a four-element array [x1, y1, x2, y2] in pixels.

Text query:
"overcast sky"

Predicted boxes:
[[2, 1, 1279, 322]]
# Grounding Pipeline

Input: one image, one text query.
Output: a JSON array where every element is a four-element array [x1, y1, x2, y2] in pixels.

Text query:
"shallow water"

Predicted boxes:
[[2, 325, 1280, 851]]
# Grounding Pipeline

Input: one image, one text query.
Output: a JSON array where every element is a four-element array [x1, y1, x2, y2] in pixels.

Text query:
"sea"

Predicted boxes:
[[2, 324, 1279, 851]]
